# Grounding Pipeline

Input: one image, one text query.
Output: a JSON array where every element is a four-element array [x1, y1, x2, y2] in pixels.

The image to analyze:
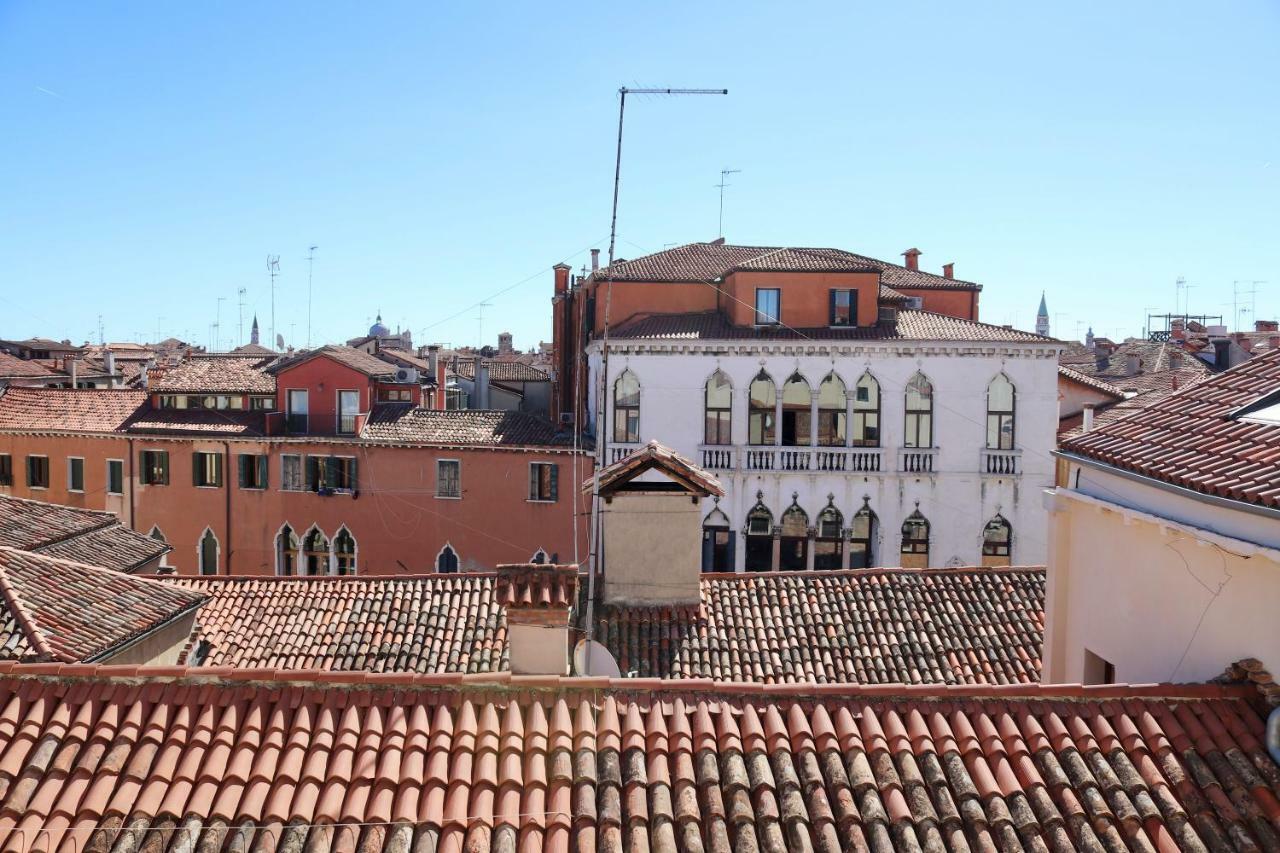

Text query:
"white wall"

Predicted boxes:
[[589, 341, 1060, 567]]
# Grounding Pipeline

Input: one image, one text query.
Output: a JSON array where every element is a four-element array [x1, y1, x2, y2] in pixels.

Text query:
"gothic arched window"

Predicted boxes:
[[986, 374, 1016, 450], [704, 371, 732, 445], [613, 370, 641, 443], [904, 372, 934, 449], [982, 515, 1013, 567], [748, 371, 776, 445], [814, 498, 843, 570]]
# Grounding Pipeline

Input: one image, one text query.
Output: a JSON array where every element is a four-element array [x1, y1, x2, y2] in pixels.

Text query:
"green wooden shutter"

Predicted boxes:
[[348, 457, 358, 491], [258, 455, 269, 489], [237, 455, 248, 489], [549, 464, 558, 501], [193, 452, 201, 486], [160, 452, 169, 485], [306, 456, 319, 491]]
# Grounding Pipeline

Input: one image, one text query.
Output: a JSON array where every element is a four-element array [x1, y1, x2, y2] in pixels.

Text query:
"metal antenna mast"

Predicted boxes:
[[306, 246, 318, 347], [267, 256, 280, 350], [716, 168, 741, 239], [237, 288, 247, 345], [214, 297, 226, 352], [477, 301, 492, 348]]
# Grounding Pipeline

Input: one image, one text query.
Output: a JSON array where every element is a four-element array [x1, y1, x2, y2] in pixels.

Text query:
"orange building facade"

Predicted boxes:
[[0, 348, 590, 576]]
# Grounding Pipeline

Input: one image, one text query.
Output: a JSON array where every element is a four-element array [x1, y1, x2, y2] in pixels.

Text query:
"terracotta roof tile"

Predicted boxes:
[[1057, 364, 1127, 399], [590, 440, 723, 497], [0, 667, 1270, 852], [0, 387, 145, 432], [598, 242, 982, 291], [272, 345, 398, 378], [361, 405, 577, 448], [612, 309, 1054, 343], [598, 567, 1045, 685], [0, 495, 169, 572], [1061, 348, 1280, 508], [151, 354, 277, 394], [0, 352, 60, 380], [124, 407, 267, 435], [0, 547, 205, 662], [453, 360, 549, 382]]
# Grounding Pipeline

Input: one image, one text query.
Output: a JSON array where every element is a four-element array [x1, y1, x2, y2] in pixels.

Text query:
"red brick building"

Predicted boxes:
[[0, 347, 590, 576]]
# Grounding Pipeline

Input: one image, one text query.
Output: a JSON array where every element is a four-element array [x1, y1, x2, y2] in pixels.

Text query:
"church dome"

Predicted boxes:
[[369, 314, 390, 337]]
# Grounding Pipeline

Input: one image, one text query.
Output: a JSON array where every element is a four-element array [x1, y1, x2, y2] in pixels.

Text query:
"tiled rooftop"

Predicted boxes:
[[0, 352, 60, 379], [1061, 348, 1280, 508], [599, 568, 1045, 685], [273, 345, 398, 378], [362, 405, 577, 448], [150, 354, 277, 394], [0, 495, 169, 573], [124, 407, 267, 436], [612, 309, 1055, 344], [1059, 339, 1213, 384], [1057, 365, 1126, 400], [598, 241, 983, 291], [0, 665, 1272, 853], [0, 547, 205, 662], [453, 359, 549, 382], [592, 440, 724, 497], [0, 387, 145, 432]]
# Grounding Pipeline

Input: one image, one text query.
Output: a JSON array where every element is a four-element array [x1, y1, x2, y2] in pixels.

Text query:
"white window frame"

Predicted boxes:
[[435, 541, 460, 573], [280, 454, 304, 491], [193, 451, 223, 489], [335, 389, 360, 435], [333, 525, 358, 576], [435, 458, 461, 499], [67, 456, 85, 493], [754, 287, 781, 326], [197, 527, 220, 575], [286, 388, 309, 432], [105, 458, 124, 495], [274, 521, 299, 576]]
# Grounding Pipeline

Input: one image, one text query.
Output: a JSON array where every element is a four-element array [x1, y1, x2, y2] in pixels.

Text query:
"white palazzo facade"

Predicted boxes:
[[586, 335, 1062, 571]]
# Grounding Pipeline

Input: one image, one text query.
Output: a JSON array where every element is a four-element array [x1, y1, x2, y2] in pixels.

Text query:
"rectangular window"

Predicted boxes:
[[337, 390, 360, 434], [287, 389, 309, 433], [67, 457, 85, 492], [529, 462, 558, 502], [304, 455, 358, 492], [754, 288, 781, 325], [237, 454, 269, 489], [436, 459, 461, 498], [0, 454, 12, 486], [829, 289, 856, 326], [107, 459, 124, 495], [139, 450, 169, 485], [250, 396, 274, 411], [193, 452, 223, 488], [26, 455, 49, 489], [904, 412, 933, 448], [281, 454, 304, 491]]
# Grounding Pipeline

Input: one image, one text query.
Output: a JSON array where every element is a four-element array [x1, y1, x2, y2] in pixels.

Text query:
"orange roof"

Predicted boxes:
[[0, 387, 145, 433], [590, 440, 723, 497]]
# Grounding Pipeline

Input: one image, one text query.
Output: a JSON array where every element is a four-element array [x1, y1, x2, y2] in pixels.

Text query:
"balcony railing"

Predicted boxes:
[[744, 448, 777, 471], [899, 447, 938, 474], [981, 448, 1021, 476], [609, 443, 642, 463], [698, 446, 737, 471]]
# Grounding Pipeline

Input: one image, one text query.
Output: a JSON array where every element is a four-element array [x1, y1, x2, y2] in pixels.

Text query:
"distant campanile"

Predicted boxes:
[[1036, 292, 1050, 337]]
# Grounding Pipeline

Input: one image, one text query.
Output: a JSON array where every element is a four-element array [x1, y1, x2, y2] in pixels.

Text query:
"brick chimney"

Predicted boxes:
[[1125, 353, 1140, 376], [553, 262, 571, 297], [1082, 402, 1095, 433], [1270, 335, 1280, 351], [496, 564, 578, 675], [1255, 319, 1278, 333], [942, 263, 954, 279], [590, 249, 600, 272], [902, 248, 922, 272]]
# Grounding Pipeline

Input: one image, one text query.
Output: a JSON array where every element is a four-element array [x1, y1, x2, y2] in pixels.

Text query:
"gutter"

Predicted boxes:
[[1055, 450, 1280, 523]]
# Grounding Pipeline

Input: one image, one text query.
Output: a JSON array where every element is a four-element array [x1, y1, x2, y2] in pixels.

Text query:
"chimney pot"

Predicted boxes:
[[902, 248, 922, 272], [553, 263, 571, 297], [942, 262, 954, 279], [590, 249, 600, 272], [1082, 403, 1095, 433], [1269, 334, 1280, 350], [498, 563, 577, 675], [1125, 353, 1140, 376]]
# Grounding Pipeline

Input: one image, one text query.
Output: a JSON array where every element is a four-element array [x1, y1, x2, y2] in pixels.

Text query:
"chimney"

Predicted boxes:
[[475, 359, 490, 409], [1082, 403, 1095, 433], [1095, 353, 1110, 372], [104, 351, 117, 388], [1270, 335, 1280, 351], [1255, 319, 1278, 333], [1168, 351, 1183, 369], [590, 249, 600, 272], [140, 364, 149, 390], [942, 262, 954, 279], [496, 563, 577, 675], [902, 248, 921, 272], [553, 262, 571, 297], [1125, 353, 1140, 376], [69, 359, 78, 388], [1239, 336, 1254, 353], [1171, 374, 1180, 391]]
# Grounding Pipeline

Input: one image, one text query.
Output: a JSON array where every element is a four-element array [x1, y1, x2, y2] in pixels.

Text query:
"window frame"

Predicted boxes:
[[139, 450, 170, 486], [903, 372, 934, 449], [0, 454, 12, 486], [828, 288, 857, 327], [106, 458, 124, 495], [276, 524, 299, 576], [237, 453, 269, 490], [198, 528, 219, 576], [280, 454, 305, 491], [528, 462, 559, 503], [816, 374, 846, 447], [703, 371, 732, 446], [66, 456, 85, 492], [336, 389, 360, 435], [436, 543, 460, 573], [333, 527, 357, 576], [192, 451, 224, 489], [26, 455, 49, 489], [436, 458, 461, 499], [747, 371, 777, 446], [900, 511, 931, 555], [986, 374, 1017, 450], [286, 388, 309, 433], [851, 373, 881, 447], [612, 371, 640, 444], [754, 288, 781, 326]]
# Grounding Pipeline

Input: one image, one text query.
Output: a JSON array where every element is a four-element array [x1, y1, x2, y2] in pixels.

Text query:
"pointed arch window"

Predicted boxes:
[[986, 375, 1016, 450], [198, 529, 218, 576], [302, 528, 329, 576], [981, 515, 1012, 567], [436, 544, 459, 574], [531, 549, 549, 565], [817, 374, 846, 446], [779, 497, 809, 571], [334, 528, 357, 575], [814, 498, 844, 570], [613, 370, 640, 443], [900, 507, 930, 569], [149, 526, 170, 568], [781, 374, 811, 446], [904, 372, 934, 449], [744, 494, 774, 571], [704, 371, 732, 445], [701, 505, 733, 572], [748, 372, 776, 445], [276, 525, 299, 576], [852, 373, 881, 447], [849, 499, 877, 569]]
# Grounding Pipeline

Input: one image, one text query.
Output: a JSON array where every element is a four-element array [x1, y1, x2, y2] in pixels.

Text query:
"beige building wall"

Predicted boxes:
[[601, 491, 701, 604], [1044, 487, 1280, 684], [98, 611, 199, 666], [1057, 378, 1118, 420], [507, 619, 569, 675]]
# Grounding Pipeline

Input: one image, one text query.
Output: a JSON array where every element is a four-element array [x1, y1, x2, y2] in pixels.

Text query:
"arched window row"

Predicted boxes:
[[689, 369, 1016, 451], [276, 524, 359, 576]]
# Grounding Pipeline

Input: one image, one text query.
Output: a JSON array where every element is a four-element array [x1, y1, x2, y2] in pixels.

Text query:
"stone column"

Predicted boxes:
[[809, 390, 820, 447], [844, 390, 857, 447], [805, 529, 816, 571], [774, 394, 783, 446], [842, 529, 852, 569], [770, 527, 781, 571]]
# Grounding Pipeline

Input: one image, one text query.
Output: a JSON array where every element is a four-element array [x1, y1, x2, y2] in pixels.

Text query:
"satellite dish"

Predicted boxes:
[[573, 638, 621, 678], [275, 333, 285, 350]]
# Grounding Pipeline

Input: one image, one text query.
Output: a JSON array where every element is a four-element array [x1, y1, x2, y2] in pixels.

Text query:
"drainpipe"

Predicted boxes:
[[127, 437, 135, 529], [224, 440, 232, 575]]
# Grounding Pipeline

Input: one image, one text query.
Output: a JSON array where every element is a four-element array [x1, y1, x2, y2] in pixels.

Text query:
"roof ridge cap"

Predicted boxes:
[[0, 551, 58, 660], [27, 516, 120, 552]]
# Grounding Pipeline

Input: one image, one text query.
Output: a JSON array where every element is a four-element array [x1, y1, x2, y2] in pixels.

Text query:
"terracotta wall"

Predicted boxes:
[[723, 271, 882, 328], [274, 357, 375, 435], [589, 281, 717, 335], [0, 432, 591, 576], [894, 287, 979, 321]]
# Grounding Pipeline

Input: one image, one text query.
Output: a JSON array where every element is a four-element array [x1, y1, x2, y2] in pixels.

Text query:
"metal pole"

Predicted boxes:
[[606, 89, 628, 267]]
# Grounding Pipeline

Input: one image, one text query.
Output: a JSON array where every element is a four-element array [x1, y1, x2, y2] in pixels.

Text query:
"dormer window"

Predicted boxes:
[[829, 289, 856, 326], [754, 288, 780, 325]]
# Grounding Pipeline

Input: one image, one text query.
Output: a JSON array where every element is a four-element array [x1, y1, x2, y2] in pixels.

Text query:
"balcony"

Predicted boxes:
[[898, 448, 938, 474], [698, 446, 737, 471], [981, 448, 1021, 476], [609, 442, 642, 463]]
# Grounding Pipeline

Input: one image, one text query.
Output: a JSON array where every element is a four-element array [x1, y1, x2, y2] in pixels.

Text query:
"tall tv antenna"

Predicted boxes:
[[213, 297, 226, 352], [267, 255, 280, 349], [715, 168, 741, 238], [477, 301, 492, 348], [306, 245, 318, 347], [237, 287, 247, 345]]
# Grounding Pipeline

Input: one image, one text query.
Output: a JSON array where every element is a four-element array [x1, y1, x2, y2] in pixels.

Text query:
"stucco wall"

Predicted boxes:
[[1044, 482, 1280, 684], [98, 611, 198, 666], [601, 491, 702, 603]]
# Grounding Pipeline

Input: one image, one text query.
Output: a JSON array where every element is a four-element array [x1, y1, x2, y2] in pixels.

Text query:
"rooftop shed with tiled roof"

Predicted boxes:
[[0, 387, 145, 433], [0, 494, 170, 573], [362, 405, 577, 448], [150, 353, 277, 394]]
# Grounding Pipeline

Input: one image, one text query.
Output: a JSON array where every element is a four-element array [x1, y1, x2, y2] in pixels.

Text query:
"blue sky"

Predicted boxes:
[[2, 2, 1277, 351]]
